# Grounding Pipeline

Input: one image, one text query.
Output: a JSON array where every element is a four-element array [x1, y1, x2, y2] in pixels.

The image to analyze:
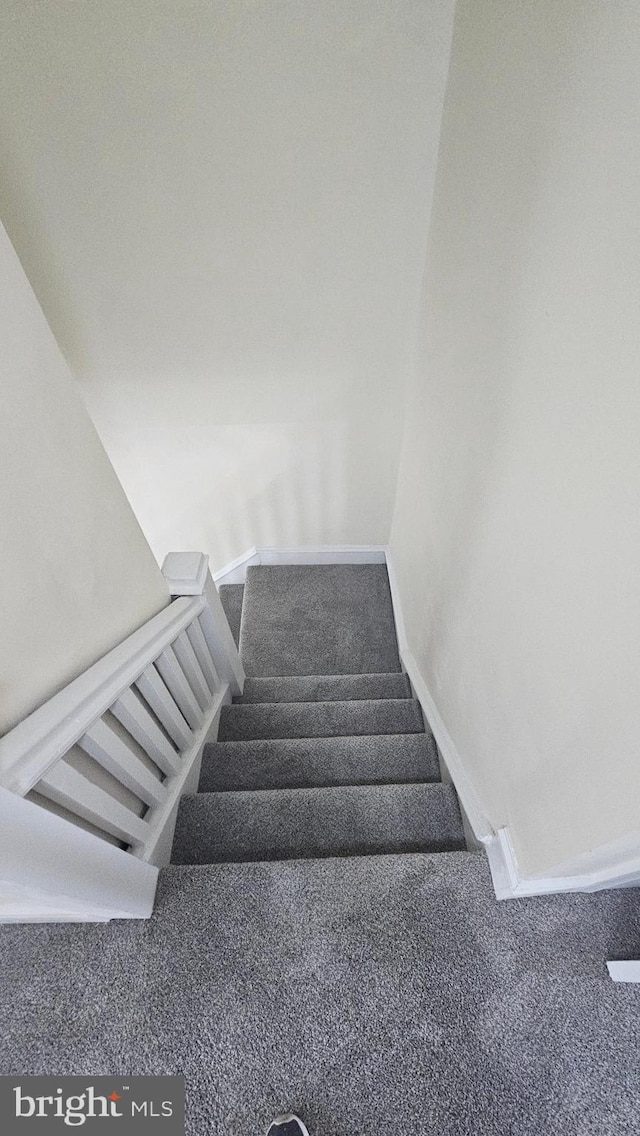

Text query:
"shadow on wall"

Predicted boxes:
[[78, 380, 402, 572], [193, 417, 352, 561]]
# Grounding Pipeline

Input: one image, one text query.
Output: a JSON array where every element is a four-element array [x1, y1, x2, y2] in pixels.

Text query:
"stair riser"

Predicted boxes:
[[172, 783, 464, 865], [236, 673, 412, 704], [218, 699, 424, 742], [173, 839, 465, 864]]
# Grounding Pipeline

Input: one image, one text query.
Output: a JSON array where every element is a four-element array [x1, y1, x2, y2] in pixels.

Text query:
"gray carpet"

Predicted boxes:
[[10, 563, 639, 1133], [171, 783, 464, 864], [2, 853, 639, 1135], [218, 699, 424, 741], [199, 733, 441, 792], [240, 565, 401, 676], [237, 672, 411, 703], [219, 583, 244, 647]]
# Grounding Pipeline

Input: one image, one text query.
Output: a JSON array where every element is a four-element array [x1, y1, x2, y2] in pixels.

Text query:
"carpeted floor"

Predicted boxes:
[[1, 853, 639, 1136]]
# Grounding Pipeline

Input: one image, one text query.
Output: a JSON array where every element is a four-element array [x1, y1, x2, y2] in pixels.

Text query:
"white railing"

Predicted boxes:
[[0, 552, 244, 924]]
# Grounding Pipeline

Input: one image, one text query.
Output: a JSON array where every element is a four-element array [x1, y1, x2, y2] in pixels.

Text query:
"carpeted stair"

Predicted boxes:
[[177, 563, 464, 866], [237, 671, 411, 703], [199, 733, 441, 792], [172, 783, 464, 864], [217, 697, 425, 741]]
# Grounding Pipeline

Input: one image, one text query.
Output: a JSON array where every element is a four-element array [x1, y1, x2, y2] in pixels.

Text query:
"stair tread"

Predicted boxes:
[[236, 672, 411, 704], [200, 733, 440, 792], [218, 698, 424, 741], [171, 782, 464, 864]]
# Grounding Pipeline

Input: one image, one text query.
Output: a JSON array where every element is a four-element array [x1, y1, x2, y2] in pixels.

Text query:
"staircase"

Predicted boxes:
[[171, 565, 465, 868], [1, 563, 638, 1136]]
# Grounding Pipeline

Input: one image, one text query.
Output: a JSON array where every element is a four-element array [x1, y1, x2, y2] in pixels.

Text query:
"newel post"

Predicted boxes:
[[161, 552, 245, 697]]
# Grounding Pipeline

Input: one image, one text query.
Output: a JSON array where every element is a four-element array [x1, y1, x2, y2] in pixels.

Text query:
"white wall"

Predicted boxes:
[[390, 0, 640, 876], [0, 222, 169, 736], [0, 0, 455, 571]]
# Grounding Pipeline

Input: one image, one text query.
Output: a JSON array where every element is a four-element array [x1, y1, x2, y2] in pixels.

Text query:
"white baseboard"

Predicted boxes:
[[213, 544, 386, 586], [213, 547, 259, 586], [258, 544, 386, 566], [607, 961, 640, 983], [399, 647, 494, 845], [486, 823, 640, 900], [383, 548, 409, 658]]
